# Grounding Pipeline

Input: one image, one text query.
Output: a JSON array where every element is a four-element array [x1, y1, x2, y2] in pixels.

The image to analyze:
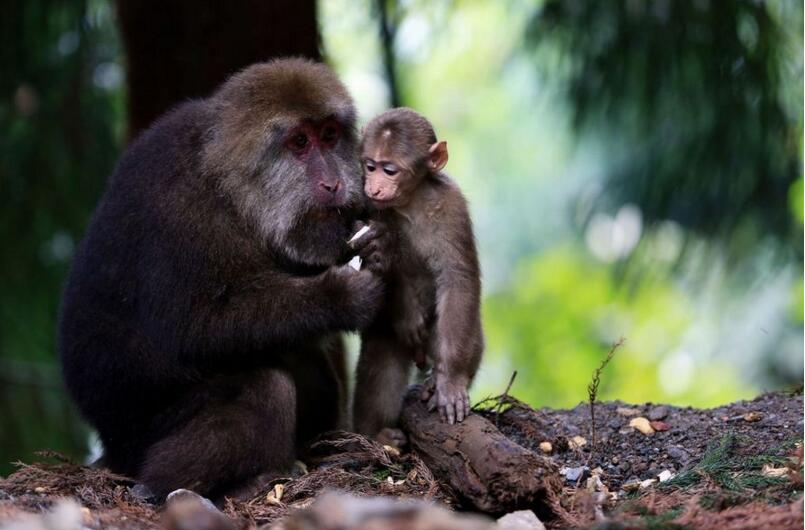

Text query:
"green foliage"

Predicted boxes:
[[663, 433, 794, 493], [479, 244, 751, 407], [0, 0, 124, 474], [528, 0, 803, 246]]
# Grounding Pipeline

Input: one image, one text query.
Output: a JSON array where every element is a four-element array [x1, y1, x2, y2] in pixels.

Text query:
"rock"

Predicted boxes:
[[617, 406, 642, 417], [538, 441, 552, 454], [667, 446, 690, 463], [130, 483, 157, 503], [629, 417, 654, 435], [650, 420, 671, 431], [648, 406, 669, 421], [0, 499, 86, 530], [164, 489, 234, 530], [743, 411, 763, 422], [607, 418, 621, 429], [497, 510, 546, 530], [285, 492, 495, 530], [658, 470, 675, 482], [560, 466, 590, 482], [622, 478, 641, 492], [639, 478, 657, 489], [585, 475, 606, 493], [761, 465, 788, 477], [569, 436, 587, 449]]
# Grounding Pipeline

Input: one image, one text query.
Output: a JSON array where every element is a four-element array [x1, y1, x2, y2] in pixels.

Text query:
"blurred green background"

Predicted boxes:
[[1, 0, 802, 475]]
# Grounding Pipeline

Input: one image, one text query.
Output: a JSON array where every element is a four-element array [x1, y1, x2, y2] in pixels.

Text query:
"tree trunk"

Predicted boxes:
[[116, 0, 321, 138]]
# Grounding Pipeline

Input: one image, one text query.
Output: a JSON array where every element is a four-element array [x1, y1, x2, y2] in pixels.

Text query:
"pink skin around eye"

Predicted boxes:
[[285, 119, 346, 207]]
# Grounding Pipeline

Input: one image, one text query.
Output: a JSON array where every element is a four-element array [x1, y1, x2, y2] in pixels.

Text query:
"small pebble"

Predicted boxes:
[[639, 478, 657, 489], [561, 466, 590, 482], [498, 509, 546, 530], [667, 446, 690, 463], [569, 436, 587, 449], [658, 470, 675, 482], [648, 406, 669, 421], [629, 417, 654, 435]]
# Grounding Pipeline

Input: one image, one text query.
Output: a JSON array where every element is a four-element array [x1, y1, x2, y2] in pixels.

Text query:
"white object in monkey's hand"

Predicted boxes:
[[346, 225, 371, 271]]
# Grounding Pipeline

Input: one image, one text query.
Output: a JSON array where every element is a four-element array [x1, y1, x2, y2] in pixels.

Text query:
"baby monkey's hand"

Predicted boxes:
[[420, 374, 471, 425], [348, 220, 394, 275]]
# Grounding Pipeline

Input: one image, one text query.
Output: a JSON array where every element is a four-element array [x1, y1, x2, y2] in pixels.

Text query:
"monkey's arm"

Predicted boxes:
[[425, 195, 484, 424], [143, 264, 383, 362]]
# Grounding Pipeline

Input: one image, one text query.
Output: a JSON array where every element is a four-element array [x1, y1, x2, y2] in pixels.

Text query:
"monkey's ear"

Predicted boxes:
[[428, 141, 448, 172]]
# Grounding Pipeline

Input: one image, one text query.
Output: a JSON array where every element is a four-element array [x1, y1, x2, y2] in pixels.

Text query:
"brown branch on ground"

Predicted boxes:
[[400, 384, 561, 515]]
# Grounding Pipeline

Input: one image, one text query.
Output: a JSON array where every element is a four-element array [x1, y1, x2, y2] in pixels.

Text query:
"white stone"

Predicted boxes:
[[497, 510, 546, 530]]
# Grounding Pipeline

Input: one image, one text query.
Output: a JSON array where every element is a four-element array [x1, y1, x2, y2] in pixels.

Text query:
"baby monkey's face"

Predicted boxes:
[[362, 152, 420, 209], [361, 139, 448, 209]]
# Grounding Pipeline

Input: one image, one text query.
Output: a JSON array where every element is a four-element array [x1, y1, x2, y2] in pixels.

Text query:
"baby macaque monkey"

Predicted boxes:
[[353, 108, 483, 443]]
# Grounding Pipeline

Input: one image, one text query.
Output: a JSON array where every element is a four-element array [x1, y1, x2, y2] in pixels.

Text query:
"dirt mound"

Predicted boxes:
[[0, 393, 802, 529]]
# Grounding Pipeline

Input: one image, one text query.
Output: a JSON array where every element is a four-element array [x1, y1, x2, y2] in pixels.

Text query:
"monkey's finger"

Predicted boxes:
[[427, 395, 438, 412], [444, 404, 455, 425], [356, 240, 378, 258], [456, 399, 466, 423]]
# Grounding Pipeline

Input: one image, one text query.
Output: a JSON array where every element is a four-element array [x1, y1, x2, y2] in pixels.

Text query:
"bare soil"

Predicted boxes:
[[0, 391, 802, 529]]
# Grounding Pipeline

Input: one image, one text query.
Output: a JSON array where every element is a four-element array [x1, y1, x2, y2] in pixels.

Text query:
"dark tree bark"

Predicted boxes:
[[374, 0, 401, 108], [399, 385, 561, 515], [116, 0, 321, 138]]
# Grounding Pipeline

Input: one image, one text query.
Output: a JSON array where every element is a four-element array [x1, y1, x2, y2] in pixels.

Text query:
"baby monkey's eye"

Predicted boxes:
[[365, 161, 376, 172], [382, 165, 398, 176]]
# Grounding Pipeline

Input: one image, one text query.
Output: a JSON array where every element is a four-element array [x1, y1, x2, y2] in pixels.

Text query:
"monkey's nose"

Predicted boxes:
[[319, 180, 341, 194]]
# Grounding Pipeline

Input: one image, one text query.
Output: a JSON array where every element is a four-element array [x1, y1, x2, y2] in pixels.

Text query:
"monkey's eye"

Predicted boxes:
[[291, 133, 308, 150], [382, 165, 399, 176], [365, 161, 376, 172], [320, 124, 339, 145]]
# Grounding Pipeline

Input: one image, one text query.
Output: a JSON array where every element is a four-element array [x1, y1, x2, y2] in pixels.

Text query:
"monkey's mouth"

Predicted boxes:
[[369, 197, 397, 209]]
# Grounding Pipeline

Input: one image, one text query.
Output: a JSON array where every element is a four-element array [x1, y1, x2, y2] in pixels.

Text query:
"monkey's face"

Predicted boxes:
[[362, 156, 421, 209], [204, 59, 364, 266], [270, 115, 365, 263]]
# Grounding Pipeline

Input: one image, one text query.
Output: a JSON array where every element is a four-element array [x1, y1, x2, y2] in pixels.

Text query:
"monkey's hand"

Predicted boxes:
[[421, 374, 471, 425], [330, 265, 385, 329], [348, 220, 394, 276]]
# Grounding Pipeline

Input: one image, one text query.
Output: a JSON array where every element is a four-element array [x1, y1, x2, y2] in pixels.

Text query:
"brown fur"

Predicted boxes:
[[58, 59, 392, 500], [354, 108, 483, 437]]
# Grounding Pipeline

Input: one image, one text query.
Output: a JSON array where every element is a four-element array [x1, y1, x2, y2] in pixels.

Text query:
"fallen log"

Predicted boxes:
[[399, 385, 561, 515]]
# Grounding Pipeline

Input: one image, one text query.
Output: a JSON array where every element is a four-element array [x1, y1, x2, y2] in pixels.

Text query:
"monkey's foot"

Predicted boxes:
[[376, 427, 408, 450]]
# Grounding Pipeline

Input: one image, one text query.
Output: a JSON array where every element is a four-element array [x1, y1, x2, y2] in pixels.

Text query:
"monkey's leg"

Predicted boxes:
[[138, 369, 296, 500], [322, 333, 349, 430], [287, 344, 344, 448], [353, 333, 412, 440]]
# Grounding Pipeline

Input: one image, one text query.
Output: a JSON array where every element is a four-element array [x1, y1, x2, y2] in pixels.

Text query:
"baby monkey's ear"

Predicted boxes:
[[428, 141, 449, 172]]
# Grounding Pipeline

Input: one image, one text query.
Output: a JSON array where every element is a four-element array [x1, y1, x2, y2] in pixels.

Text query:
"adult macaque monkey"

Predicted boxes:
[[353, 108, 483, 445], [58, 59, 392, 501]]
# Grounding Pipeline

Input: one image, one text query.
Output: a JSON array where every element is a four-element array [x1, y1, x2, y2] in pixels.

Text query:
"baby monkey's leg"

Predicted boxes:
[[353, 333, 412, 446]]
